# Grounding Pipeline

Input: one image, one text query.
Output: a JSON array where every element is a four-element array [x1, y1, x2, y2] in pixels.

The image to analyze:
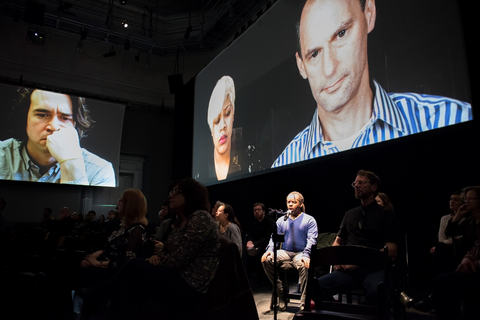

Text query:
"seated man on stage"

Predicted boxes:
[[312, 170, 400, 306], [261, 191, 318, 310], [245, 202, 275, 283]]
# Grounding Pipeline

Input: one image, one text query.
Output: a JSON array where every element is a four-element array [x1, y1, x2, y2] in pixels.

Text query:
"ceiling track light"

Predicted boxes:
[[122, 19, 129, 28], [103, 45, 116, 58], [80, 28, 87, 40], [120, 0, 127, 5]]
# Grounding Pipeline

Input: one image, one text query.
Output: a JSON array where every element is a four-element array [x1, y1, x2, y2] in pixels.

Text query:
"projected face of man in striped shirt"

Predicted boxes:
[[296, 0, 376, 142], [271, 0, 471, 169]]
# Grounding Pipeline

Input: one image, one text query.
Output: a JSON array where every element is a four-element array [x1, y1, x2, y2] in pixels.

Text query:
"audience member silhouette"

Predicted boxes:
[[433, 236, 480, 319], [215, 202, 242, 256], [415, 187, 478, 312], [245, 202, 275, 283], [80, 178, 221, 320], [375, 192, 394, 211], [78, 189, 149, 317]]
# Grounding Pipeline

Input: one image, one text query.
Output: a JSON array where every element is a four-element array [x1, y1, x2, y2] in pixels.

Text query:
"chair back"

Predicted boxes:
[[302, 245, 390, 319]]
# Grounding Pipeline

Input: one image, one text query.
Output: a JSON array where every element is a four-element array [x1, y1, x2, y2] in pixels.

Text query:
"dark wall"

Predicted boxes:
[[121, 106, 175, 222]]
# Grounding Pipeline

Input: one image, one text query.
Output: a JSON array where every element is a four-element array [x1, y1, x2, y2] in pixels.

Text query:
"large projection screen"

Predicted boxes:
[[0, 83, 124, 187], [193, 0, 472, 185]]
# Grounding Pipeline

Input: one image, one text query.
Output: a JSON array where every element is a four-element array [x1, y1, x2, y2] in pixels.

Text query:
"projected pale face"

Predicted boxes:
[[26, 90, 75, 155], [296, 0, 375, 113], [211, 96, 234, 156]]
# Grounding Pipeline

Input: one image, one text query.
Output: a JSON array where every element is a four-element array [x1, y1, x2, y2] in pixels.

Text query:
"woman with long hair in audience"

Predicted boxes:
[[81, 178, 221, 320], [375, 192, 394, 211], [79, 189, 148, 273], [215, 202, 242, 256], [77, 189, 148, 317]]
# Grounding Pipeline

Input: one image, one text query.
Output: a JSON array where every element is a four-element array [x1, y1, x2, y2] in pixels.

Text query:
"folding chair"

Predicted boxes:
[[295, 245, 390, 320]]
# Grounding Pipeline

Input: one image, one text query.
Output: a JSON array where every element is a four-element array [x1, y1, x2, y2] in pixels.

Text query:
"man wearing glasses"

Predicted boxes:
[[312, 169, 400, 305]]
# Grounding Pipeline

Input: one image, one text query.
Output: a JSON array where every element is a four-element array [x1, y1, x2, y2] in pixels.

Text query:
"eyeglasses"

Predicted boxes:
[[464, 197, 478, 202], [351, 180, 370, 187], [169, 188, 182, 197]]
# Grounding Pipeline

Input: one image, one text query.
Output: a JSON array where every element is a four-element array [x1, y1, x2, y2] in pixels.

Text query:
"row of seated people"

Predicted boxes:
[[412, 186, 480, 319], [76, 178, 258, 320], [3, 173, 479, 319], [216, 170, 480, 319]]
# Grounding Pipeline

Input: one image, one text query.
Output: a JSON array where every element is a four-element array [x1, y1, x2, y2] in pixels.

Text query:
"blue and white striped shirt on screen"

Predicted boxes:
[[272, 81, 472, 168]]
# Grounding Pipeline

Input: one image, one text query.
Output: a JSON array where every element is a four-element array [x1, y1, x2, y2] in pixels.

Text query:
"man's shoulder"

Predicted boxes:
[[80, 148, 115, 186], [345, 205, 362, 215], [302, 212, 317, 222], [388, 92, 471, 125], [81, 148, 112, 166], [389, 91, 470, 108], [271, 124, 312, 168], [0, 138, 21, 150]]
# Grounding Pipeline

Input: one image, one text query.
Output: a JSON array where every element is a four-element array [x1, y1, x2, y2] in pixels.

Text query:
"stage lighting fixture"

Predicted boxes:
[[122, 19, 129, 28], [124, 39, 130, 50], [58, 1, 73, 11], [120, 0, 127, 5], [27, 29, 46, 45], [103, 46, 116, 58], [184, 25, 192, 39]]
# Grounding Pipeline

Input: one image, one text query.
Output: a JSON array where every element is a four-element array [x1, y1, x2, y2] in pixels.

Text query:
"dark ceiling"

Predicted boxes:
[[1, 0, 275, 57]]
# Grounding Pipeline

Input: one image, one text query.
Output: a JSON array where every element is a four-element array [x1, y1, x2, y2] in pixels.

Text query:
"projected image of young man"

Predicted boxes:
[[272, 0, 472, 168], [0, 88, 115, 186], [207, 76, 240, 181]]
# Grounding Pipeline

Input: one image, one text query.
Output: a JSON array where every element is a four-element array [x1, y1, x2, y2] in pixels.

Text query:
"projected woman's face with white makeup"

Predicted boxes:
[[211, 96, 234, 156]]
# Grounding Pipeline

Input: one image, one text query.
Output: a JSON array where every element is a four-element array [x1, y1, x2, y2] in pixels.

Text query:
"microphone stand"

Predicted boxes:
[[270, 209, 286, 320]]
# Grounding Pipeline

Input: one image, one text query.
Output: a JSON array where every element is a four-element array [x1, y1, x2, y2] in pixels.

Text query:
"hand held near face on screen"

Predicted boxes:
[[46, 126, 87, 183]]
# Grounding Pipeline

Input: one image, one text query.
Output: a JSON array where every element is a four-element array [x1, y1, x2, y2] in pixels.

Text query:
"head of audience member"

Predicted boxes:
[[449, 191, 463, 214], [116, 189, 148, 227], [207, 76, 236, 180], [75, 213, 84, 223], [253, 203, 266, 222], [352, 169, 380, 202], [0, 198, 6, 212], [462, 186, 480, 214], [158, 200, 171, 220], [107, 210, 117, 221], [168, 178, 210, 218], [59, 207, 70, 220], [98, 214, 105, 224], [43, 207, 53, 218], [85, 210, 96, 222], [295, 0, 376, 118], [216, 203, 241, 228], [286, 191, 306, 215], [375, 192, 394, 211], [211, 200, 222, 218]]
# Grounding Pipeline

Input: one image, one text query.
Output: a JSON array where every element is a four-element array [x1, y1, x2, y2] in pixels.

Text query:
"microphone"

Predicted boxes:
[[268, 208, 284, 215], [284, 209, 292, 221]]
